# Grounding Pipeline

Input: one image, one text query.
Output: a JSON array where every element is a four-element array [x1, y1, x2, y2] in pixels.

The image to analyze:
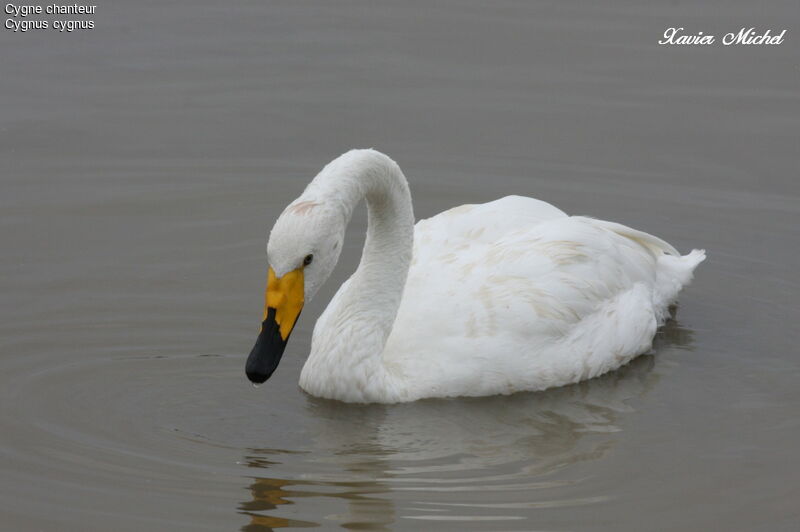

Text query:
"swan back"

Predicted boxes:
[[347, 197, 703, 402]]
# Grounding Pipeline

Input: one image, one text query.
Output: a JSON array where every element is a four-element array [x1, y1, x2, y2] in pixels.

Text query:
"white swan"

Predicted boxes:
[[245, 149, 705, 403]]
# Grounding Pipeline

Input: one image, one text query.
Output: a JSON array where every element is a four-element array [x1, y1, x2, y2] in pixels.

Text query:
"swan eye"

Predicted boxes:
[[303, 254, 314, 266]]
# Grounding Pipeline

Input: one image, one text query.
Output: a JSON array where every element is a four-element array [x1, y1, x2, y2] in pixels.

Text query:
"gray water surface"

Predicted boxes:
[[1, 1, 799, 531]]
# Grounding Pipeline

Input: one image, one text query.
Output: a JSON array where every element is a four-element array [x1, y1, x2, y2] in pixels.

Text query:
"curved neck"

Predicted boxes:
[[307, 149, 414, 342]]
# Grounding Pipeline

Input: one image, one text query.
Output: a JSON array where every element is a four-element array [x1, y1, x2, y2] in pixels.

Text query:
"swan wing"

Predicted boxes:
[[382, 198, 703, 400]]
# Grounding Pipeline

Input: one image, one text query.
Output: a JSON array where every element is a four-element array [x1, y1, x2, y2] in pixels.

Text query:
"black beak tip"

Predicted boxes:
[[245, 353, 278, 384], [246, 368, 271, 384], [246, 310, 292, 386]]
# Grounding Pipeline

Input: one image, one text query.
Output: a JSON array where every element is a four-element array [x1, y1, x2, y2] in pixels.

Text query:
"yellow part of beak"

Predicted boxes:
[[263, 267, 305, 340]]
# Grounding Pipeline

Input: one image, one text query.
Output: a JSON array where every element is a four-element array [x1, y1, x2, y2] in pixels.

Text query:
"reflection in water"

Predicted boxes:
[[240, 476, 319, 530], [238, 321, 694, 530], [240, 448, 396, 531]]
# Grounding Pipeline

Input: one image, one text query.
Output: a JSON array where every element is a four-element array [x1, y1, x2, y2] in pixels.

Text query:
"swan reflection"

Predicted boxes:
[[238, 321, 694, 530]]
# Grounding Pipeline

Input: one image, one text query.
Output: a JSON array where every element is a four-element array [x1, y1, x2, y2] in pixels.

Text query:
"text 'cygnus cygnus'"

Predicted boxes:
[[245, 149, 705, 403]]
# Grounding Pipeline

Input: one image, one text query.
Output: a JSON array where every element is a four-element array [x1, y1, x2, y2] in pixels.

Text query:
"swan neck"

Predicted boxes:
[[313, 150, 414, 336]]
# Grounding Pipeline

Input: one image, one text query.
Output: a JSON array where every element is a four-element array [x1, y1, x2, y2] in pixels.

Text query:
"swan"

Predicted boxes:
[[245, 149, 705, 403]]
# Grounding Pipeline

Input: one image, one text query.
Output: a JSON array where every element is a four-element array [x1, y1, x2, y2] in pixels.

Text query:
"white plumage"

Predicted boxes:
[[256, 149, 705, 403]]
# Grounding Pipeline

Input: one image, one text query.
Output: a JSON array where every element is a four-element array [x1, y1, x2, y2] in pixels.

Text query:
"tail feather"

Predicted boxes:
[[654, 249, 706, 322]]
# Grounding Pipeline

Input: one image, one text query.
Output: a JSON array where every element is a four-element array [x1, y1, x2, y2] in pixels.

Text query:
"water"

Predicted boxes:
[[1, 1, 798, 530]]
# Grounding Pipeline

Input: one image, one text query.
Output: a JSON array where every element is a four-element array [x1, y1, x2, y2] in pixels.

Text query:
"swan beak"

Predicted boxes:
[[245, 267, 304, 384]]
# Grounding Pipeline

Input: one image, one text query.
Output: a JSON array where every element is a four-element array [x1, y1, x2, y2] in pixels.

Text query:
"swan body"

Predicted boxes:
[[247, 149, 705, 403]]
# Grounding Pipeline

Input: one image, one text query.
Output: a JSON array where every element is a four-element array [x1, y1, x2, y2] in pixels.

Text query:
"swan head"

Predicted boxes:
[[245, 197, 345, 384]]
